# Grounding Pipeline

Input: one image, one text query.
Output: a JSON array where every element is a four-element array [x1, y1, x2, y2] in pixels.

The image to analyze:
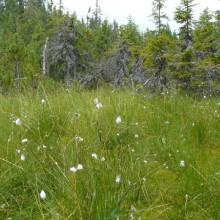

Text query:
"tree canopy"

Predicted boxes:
[[0, 0, 219, 95]]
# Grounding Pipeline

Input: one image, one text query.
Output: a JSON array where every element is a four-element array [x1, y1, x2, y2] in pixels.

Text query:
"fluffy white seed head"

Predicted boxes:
[[162, 137, 166, 145], [75, 136, 83, 142], [20, 154, 25, 161], [96, 103, 103, 109], [40, 190, 46, 200], [91, 153, 98, 160], [21, 138, 28, 143], [15, 118, 22, 126], [115, 175, 121, 183], [94, 98, 99, 105], [76, 164, 83, 170], [116, 116, 122, 124], [101, 157, 106, 161], [70, 167, 77, 173], [180, 160, 185, 167], [16, 149, 21, 154]]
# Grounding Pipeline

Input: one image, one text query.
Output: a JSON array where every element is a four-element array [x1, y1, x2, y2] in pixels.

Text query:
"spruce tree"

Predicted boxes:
[[215, 10, 220, 57], [174, 0, 197, 94], [142, 30, 177, 90], [151, 0, 168, 33], [120, 16, 143, 46], [93, 0, 102, 26], [174, 0, 196, 50], [194, 8, 216, 56], [0, 0, 25, 89]]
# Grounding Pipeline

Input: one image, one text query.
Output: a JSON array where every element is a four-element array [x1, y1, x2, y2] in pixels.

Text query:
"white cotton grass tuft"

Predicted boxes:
[[41, 99, 46, 104], [134, 134, 139, 138], [130, 205, 137, 212], [115, 175, 121, 183], [75, 136, 83, 142], [96, 102, 103, 109], [94, 98, 103, 109], [116, 116, 122, 124], [94, 98, 99, 105], [162, 137, 166, 145], [14, 118, 22, 126], [20, 154, 26, 161], [180, 160, 185, 167], [101, 157, 106, 161], [76, 164, 83, 170], [70, 164, 83, 173], [70, 166, 77, 173], [91, 153, 98, 160], [16, 149, 21, 154], [21, 138, 28, 143], [40, 190, 46, 200]]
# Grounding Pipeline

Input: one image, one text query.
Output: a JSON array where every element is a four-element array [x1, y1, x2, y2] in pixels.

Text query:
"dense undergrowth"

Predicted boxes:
[[1, 86, 220, 219]]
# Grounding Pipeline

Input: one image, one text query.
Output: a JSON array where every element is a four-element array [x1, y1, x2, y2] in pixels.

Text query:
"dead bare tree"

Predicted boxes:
[[42, 37, 48, 76], [47, 17, 80, 88]]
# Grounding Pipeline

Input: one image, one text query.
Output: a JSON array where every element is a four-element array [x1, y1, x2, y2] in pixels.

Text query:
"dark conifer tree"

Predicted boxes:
[[151, 0, 168, 33], [174, 0, 196, 50]]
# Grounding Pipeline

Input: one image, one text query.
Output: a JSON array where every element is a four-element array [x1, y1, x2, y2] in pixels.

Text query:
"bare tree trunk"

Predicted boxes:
[[42, 37, 49, 76]]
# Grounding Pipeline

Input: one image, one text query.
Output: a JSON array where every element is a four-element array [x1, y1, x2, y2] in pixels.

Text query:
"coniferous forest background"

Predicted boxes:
[[0, 0, 220, 95]]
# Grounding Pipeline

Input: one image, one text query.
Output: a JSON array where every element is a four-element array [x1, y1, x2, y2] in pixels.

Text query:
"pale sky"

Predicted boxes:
[[56, 0, 220, 31]]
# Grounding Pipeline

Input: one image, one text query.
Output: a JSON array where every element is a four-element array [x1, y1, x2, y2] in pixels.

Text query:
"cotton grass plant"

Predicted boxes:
[[0, 86, 220, 219]]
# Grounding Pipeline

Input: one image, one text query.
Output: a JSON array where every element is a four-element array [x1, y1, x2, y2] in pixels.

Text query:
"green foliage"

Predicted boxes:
[[174, 0, 196, 45], [172, 49, 196, 90], [90, 19, 118, 60], [0, 0, 219, 94], [215, 10, 220, 58], [142, 31, 177, 76], [180, 49, 195, 63], [194, 8, 216, 54], [120, 16, 143, 46]]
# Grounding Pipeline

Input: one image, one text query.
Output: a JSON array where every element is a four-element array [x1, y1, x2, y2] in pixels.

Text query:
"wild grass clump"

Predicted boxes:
[[1, 87, 220, 219]]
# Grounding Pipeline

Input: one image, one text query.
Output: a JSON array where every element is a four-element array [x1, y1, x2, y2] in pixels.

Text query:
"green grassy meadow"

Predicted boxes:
[[1, 87, 220, 219]]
